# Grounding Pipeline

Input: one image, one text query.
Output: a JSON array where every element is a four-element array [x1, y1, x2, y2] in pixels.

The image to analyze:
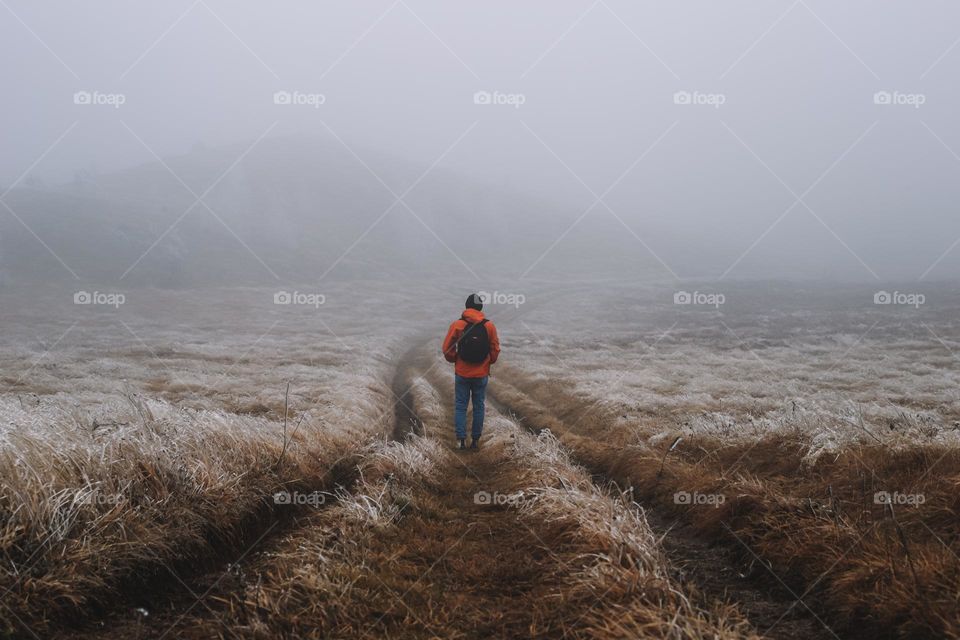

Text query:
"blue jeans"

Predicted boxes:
[[454, 375, 488, 441]]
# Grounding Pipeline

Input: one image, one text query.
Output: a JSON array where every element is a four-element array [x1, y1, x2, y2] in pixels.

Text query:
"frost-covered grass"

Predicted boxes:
[[489, 280, 960, 639], [502, 280, 960, 451], [163, 376, 757, 640], [488, 412, 759, 639], [0, 283, 432, 633], [2, 278, 957, 636]]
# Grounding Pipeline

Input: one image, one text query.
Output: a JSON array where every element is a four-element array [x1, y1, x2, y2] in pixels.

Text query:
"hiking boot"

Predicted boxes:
[[470, 438, 479, 449], [458, 439, 466, 450]]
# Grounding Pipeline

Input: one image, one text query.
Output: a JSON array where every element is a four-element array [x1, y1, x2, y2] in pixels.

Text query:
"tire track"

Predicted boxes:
[[390, 343, 428, 440], [394, 350, 752, 637], [55, 357, 422, 639], [485, 378, 833, 640], [113, 343, 756, 639], [111, 347, 559, 637]]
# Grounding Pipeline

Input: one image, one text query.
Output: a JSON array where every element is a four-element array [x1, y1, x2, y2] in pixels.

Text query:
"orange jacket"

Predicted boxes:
[[441, 308, 500, 378]]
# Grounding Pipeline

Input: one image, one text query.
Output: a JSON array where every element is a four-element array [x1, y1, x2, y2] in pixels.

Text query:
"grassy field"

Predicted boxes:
[[496, 280, 960, 638], [1, 280, 957, 638]]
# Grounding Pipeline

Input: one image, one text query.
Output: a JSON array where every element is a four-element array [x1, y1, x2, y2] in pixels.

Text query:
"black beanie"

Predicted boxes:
[[465, 293, 483, 311]]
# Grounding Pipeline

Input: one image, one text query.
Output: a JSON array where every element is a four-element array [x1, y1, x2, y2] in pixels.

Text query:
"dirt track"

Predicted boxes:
[[485, 386, 833, 640], [56, 348, 560, 638], [54, 343, 837, 639]]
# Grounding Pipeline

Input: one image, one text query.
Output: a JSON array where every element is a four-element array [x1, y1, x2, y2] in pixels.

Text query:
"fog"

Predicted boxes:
[[3, 1, 960, 286]]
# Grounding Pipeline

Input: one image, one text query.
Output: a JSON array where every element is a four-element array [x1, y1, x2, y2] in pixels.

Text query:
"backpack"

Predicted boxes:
[[457, 319, 489, 363]]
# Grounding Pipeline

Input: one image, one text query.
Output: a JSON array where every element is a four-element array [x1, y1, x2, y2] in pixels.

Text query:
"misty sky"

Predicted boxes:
[[3, 1, 960, 282]]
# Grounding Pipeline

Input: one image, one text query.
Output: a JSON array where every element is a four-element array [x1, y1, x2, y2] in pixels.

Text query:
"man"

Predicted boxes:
[[441, 294, 500, 450]]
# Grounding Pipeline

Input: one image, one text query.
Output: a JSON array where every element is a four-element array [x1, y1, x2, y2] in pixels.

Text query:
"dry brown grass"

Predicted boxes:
[[0, 389, 393, 637], [500, 426, 759, 640], [143, 370, 758, 640], [492, 369, 960, 639], [5, 282, 957, 638], [0, 285, 427, 636]]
